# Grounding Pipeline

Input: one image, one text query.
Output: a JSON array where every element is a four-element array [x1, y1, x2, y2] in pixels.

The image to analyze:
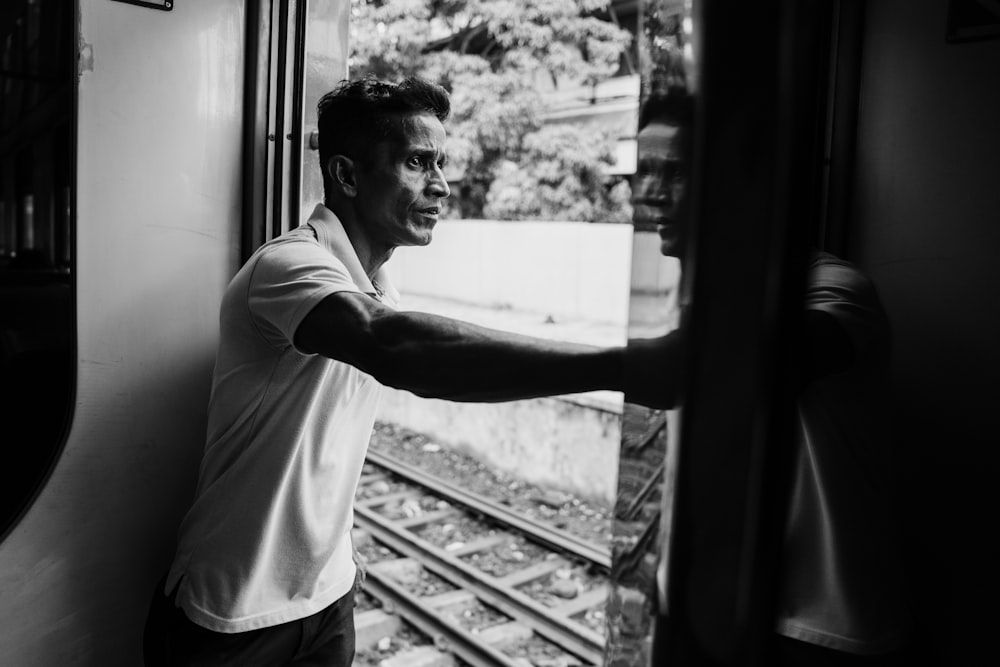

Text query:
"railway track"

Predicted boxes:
[[353, 450, 613, 667]]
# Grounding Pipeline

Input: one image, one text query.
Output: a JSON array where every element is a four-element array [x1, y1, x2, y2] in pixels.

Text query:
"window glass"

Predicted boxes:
[[608, 0, 694, 663], [0, 0, 75, 540], [300, 0, 350, 214]]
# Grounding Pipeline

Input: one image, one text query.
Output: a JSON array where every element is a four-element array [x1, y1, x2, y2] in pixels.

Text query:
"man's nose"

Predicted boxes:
[[428, 166, 450, 199]]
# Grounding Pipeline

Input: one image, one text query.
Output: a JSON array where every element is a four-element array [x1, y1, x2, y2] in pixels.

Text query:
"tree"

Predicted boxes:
[[348, 0, 633, 219], [484, 123, 632, 222]]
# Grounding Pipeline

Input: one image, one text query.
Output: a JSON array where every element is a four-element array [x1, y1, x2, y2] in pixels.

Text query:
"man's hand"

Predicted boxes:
[[624, 330, 684, 410]]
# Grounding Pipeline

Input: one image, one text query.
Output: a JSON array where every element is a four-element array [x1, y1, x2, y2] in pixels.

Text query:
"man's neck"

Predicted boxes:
[[325, 200, 393, 279]]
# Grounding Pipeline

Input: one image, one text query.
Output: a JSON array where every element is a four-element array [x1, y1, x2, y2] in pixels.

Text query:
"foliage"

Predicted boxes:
[[348, 0, 633, 220], [484, 124, 632, 222]]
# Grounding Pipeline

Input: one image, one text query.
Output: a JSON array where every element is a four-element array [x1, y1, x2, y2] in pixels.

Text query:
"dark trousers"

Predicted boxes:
[[143, 577, 356, 667]]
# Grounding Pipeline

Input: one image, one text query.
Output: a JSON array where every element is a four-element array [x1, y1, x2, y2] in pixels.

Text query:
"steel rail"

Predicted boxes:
[[363, 569, 524, 667], [617, 460, 665, 522], [365, 449, 612, 571], [355, 503, 606, 665]]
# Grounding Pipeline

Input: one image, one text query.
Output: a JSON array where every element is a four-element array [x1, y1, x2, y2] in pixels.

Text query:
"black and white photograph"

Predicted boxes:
[[1, 1, 997, 666]]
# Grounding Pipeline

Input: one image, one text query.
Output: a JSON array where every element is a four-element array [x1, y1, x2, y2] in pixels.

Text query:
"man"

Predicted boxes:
[[632, 86, 912, 665], [143, 76, 659, 666]]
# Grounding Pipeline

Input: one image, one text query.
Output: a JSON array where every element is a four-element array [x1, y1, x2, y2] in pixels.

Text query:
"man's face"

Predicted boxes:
[[355, 113, 450, 249], [631, 120, 689, 258]]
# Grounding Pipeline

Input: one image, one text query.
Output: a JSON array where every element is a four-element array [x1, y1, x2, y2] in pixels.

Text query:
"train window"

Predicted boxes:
[[0, 0, 76, 540], [299, 0, 349, 216]]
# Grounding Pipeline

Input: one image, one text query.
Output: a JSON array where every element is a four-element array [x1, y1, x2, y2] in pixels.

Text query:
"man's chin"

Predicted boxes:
[[399, 219, 436, 246], [657, 225, 683, 258], [659, 235, 682, 258], [410, 229, 434, 246]]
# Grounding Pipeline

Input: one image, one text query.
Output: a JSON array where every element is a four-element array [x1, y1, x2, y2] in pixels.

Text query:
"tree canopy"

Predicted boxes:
[[348, 0, 634, 221], [484, 124, 632, 222]]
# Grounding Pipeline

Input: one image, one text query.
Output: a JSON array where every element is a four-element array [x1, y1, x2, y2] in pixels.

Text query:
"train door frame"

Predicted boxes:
[[650, 1, 857, 665], [818, 0, 865, 257], [242, 0, 309, 261]]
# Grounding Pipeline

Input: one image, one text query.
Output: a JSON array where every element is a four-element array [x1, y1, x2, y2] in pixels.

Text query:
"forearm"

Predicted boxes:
[[368, 310, 625, 402], [295, 292, 677, 405]]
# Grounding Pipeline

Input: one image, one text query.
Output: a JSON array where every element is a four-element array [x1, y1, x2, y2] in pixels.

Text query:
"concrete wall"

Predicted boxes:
[[378, 390, 623, 506], [386, 220, 679, 327], [851, 1, 1000, 662]]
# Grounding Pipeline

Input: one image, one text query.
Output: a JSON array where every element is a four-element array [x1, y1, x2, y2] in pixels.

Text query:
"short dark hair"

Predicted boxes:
[[317, 76, 451, 175]]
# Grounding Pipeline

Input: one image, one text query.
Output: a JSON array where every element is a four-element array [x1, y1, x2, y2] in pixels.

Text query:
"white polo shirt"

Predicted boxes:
[[165, 203, 398, 633]]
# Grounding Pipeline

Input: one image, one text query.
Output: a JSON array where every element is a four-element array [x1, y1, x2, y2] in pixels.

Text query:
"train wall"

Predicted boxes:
[[0, 2, 247, 665], [851, 0, 1000, 662]]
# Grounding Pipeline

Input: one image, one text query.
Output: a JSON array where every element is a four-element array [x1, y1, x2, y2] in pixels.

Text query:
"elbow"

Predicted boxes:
[[354, 348, 402, 389]]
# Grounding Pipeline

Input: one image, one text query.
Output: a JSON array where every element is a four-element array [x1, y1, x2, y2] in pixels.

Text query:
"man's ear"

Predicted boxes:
[[326, 155, 358, 197]]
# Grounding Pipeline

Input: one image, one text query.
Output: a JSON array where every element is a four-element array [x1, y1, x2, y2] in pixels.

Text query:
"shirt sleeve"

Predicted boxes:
[[805, 253, 890, 366], [247, 238, 361, 351]]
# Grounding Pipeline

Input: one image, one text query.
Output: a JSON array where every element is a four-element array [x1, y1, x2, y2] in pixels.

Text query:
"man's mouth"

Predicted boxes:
[[632, 205, 671, 231], [416, 206, 441, 216]]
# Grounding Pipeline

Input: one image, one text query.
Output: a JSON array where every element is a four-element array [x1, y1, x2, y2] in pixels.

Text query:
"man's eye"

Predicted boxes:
[[407, 157, 422, 167]]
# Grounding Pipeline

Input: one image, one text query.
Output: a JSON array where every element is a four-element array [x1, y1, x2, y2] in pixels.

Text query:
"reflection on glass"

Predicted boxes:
[[606, 1, 695, 665]]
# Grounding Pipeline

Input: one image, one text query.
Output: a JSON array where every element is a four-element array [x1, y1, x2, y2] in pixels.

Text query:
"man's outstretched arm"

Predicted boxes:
[[295, 290, 630, 403], [296, 290, 682, 405]]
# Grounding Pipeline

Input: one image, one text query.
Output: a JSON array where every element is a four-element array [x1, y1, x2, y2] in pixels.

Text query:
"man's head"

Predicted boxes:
[[631, 88, 694, 258], [317, 77, 452, 249]]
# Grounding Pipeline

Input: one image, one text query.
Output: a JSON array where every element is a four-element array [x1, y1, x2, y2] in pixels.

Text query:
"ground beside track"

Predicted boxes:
[[368, 421, 614, 550]]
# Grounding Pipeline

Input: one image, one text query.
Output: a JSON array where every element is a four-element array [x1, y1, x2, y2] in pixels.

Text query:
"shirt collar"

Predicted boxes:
[[305, 203, 400, 307]]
